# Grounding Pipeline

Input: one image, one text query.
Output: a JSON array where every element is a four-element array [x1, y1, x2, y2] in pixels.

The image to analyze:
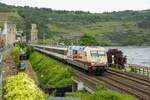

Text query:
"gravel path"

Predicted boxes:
[[25, 60, 39, 85]]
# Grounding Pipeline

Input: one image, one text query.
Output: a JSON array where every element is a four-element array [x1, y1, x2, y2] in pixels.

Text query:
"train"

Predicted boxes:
[[31, 45, 108, 74]]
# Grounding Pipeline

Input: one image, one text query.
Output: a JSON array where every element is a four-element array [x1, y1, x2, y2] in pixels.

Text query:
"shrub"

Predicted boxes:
[[16, 42, 27, 49], [12, 47, 20, 67], [3, 72, 46, 100], [29, 51, 74, 87], [68, 85, 135, 100], [80, 34, 99, 46], [130, 66, 137, 73], [26, 46, 33, 59], [67, 90, 90, 100], [90, 86, 135, 100]]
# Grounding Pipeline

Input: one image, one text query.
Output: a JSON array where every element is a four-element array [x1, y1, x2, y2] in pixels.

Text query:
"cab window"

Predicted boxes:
[[90, 51, 105, 57]]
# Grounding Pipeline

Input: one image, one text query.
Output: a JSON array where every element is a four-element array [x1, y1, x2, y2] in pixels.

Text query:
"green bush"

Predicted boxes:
[[3, 72, 46, 100], [111, 64, 125, 70], [26, 46, 33, 59], [12, 47, 20, 67], [90, 87, 135, 100], [29, 51, 74, 87], [68, 85, 135, 100], [67, 90, 90, 100], [16, 42, 27, 49], [80, 34, 99, 46], [130, 66, 137, 73]]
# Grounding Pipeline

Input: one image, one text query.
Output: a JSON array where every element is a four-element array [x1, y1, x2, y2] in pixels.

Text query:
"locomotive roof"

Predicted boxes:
[[67, 46, 105, 50], [32, 44, 67, 50], [31, 44, 105, 51]]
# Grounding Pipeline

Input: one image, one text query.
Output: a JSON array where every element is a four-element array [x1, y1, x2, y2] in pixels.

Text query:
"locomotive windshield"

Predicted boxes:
[[90, 50, 105, 57]]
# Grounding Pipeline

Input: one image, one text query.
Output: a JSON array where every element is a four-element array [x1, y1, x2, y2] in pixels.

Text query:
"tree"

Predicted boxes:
[[80, 35, 98, 46]]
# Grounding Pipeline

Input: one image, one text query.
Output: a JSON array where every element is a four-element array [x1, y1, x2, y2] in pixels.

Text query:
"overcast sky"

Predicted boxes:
[[0, 0, 150, 13]]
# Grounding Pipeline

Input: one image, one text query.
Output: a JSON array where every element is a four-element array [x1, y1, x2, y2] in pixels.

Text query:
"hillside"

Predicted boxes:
[[0, 2, 150, 46]]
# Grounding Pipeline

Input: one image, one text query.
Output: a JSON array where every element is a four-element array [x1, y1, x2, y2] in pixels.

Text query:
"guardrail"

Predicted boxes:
[[125, 64, 150, 77], [111, 63, 150, 77]]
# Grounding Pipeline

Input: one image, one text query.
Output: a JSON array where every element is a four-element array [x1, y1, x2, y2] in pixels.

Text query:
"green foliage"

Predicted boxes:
[[0, 2, 150, 45], [104, 31, 147, 46], [17, 42, 27, 49], [12, 47, 20, 67], [68, 85, 135, 100], [137, 15, 150, 29], [67, 90, 90, 100], [29, 51, 74, 87], [111, 64, 125, 70], [3, 72, 46, 100], [80, 34, 98, 46], [26, 46, 33, 59], [129, 66, 137, 73]]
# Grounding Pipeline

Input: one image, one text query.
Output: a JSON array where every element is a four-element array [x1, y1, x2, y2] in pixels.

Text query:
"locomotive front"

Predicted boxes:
[[85, 47, 108, 73]]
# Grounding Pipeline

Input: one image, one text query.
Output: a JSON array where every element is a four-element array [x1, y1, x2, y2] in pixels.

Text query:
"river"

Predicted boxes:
[[106, 46, 150, 67]]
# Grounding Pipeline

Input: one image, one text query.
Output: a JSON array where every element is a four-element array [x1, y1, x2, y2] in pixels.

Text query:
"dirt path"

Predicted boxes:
[[25, 60, 39, 85]]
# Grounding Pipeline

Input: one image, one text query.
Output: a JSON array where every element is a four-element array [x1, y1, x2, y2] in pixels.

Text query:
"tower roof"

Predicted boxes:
[[2, 20, 8, 35]]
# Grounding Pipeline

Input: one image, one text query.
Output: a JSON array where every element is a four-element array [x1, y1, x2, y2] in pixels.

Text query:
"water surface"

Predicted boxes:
[[106, 46, 150, 67]]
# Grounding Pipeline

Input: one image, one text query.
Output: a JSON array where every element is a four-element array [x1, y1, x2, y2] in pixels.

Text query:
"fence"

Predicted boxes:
[[125, 64, 150, 77]]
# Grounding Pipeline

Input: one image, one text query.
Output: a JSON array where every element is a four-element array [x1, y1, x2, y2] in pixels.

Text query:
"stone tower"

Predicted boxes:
[[31, 24, 38, 43], [7, 24, 17, 45]]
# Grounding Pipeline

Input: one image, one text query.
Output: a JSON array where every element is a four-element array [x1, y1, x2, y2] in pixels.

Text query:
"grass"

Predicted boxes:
[[29, 51, 74, 88], [68, 85, 136, 100]]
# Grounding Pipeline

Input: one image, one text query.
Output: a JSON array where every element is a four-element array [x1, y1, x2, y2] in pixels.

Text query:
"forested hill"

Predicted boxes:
[[0, 2, 150, 46]]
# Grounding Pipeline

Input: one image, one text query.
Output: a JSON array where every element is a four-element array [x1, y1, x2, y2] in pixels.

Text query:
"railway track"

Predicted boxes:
[[32, 46, 150, 100], [108, 69, 150, 83], [75, 69, 150, 100], [103, 70, 150, 100]]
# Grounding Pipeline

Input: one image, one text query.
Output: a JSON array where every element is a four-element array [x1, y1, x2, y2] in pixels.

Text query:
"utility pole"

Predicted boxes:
[[43, 33, 45, 44]]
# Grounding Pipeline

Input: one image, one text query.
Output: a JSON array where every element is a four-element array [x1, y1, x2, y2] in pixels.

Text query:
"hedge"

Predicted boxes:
[[29, 51, 74, 88]]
